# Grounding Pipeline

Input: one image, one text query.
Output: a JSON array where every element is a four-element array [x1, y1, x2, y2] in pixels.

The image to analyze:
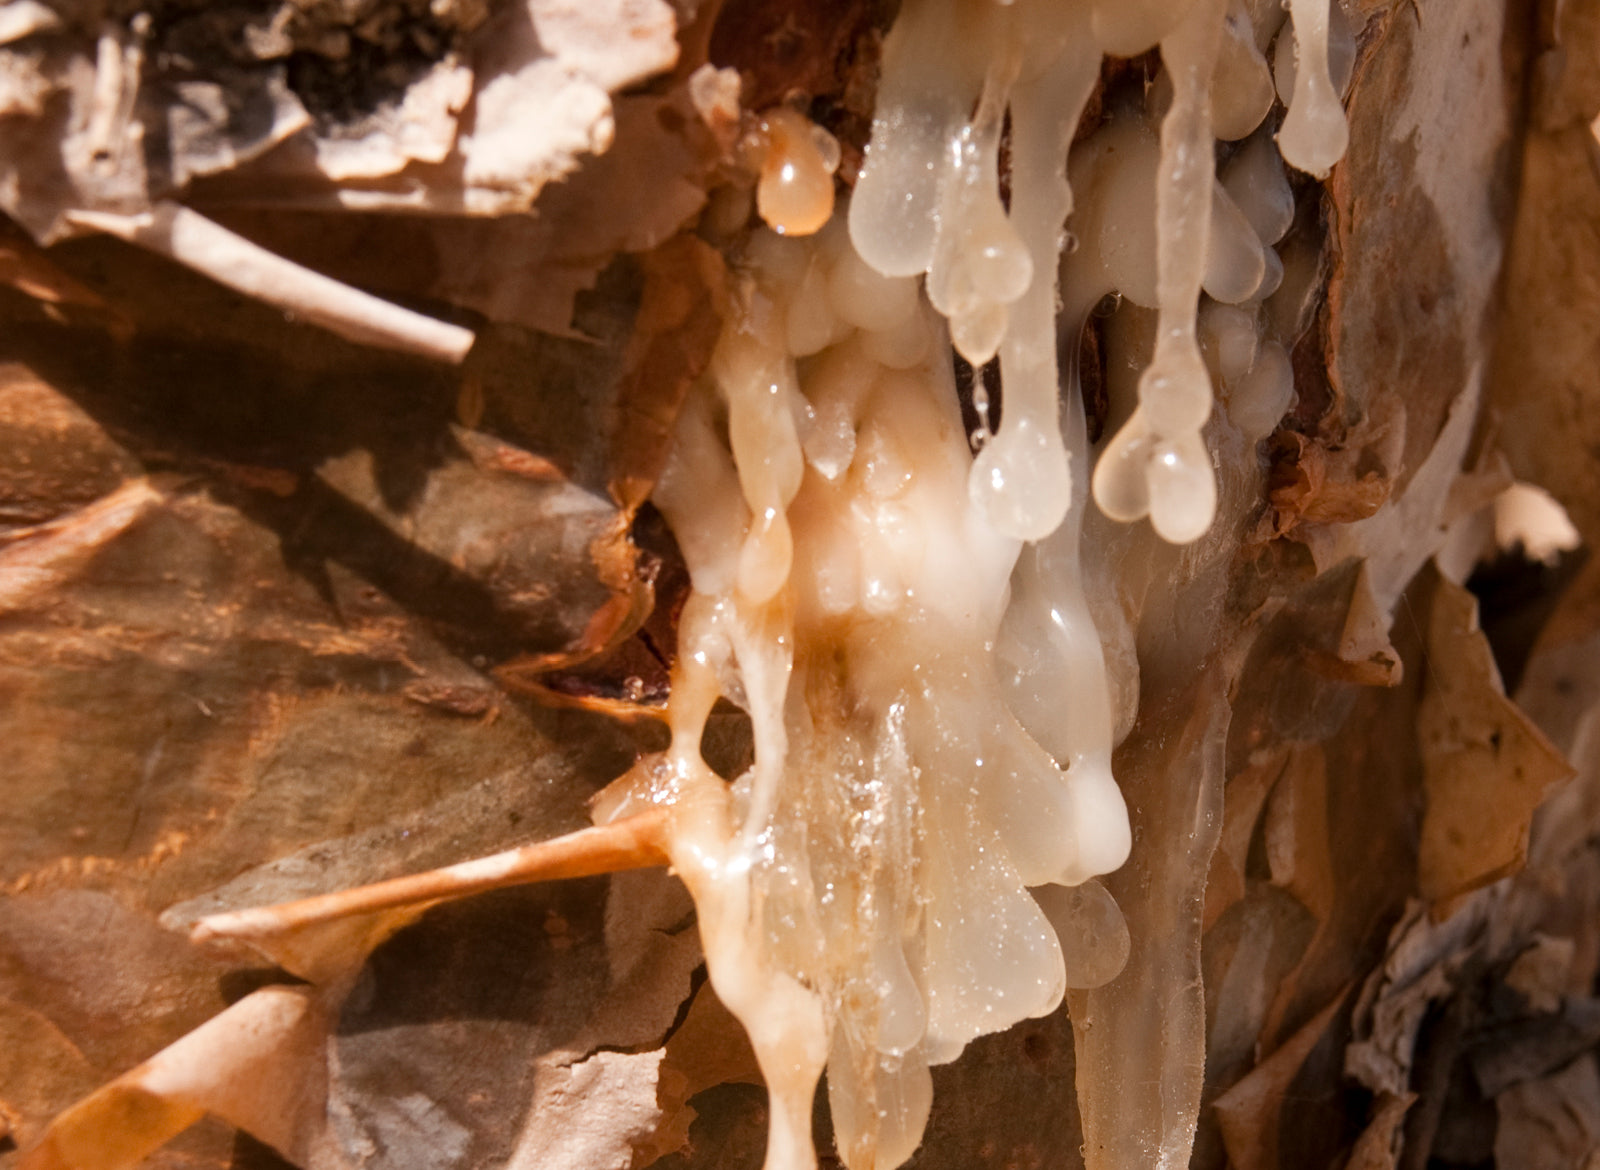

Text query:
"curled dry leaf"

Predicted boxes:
[[1202, 747, 1288, 932], [0, 207, 692, 1164], [18, 986, 332, 1170], [1418, 575, 1574, 905], [1345, 897, 1495, 1102], [0, 0, 680, 236], [1342, 1091, 1418, 1170], [1212, 992, 1347, 1170], [0, 219, 126, 331], [1493, 1053, 1600, 1170]]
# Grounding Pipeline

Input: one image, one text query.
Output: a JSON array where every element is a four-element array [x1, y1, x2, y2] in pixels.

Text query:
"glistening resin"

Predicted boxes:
[[634, 1, 1353, 1168]]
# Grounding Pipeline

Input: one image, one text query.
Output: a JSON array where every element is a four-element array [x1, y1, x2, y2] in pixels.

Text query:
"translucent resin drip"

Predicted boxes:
[[1277, 0, 1350, 177], [634, 0, 1360, 1165], [638, 221, 1133, 1170], [756, 108, 842, 237], [849, 0, 988, 278], [1091, 0, 1226, 545], [969, 9, 1100, 542], [852, 0, 1102, 542]]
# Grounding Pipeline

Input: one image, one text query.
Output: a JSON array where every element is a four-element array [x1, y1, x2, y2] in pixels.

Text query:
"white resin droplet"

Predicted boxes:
[[1092, 124, 1162, 309], [861, 307, 932, 370], [1093, 0, 1225, 545], [1200, 301, 1260, 386], [1091, 414, 1154, 523], [972, 33, 1099, 544], [1033, 880, 1131, 991], [722, 344, 806, 601], [1203, 181, 1268, 304], [828, 1031, 933, 1170], [950, 301, 1008, 367], [969, 417, 1073, 541], [1220, 127, 1295, 244], [1276, 0, 1350, 179], [1227, 338, 1294, 440], [849, 0, 983, 276], [829, 243, 920, 333], [757, 108, 840, 237], [1211, 1, 1275, 141], [994, 542, 1112, 773], [1252, 244, 1284, 300], [926, 59, 1022, 324], [654, 386, 750, 598], [966, 216, 1034, 305], [921, 800, 1066, 1059], [854, 418, 916, 500], [786, 262, 839, 356], [872, 938, 929, 1056], [807, 523, 860, 615], [800, 344, 872, 480], [1146, 432, 1218, 544], [1141, 345, 1215, 434], [977, 728, 1081, 885], [809, 121, 843, 174], [738, 508, 795, 603], [1091, 0, 1192, 56], [1272, 0, 1357, 102], [1061, 758, 1134, 882], [1244, 0, 1288, 50]]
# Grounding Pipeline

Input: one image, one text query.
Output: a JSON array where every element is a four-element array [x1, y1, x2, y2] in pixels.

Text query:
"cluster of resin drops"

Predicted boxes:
[[600, 1, 1353, 1168]]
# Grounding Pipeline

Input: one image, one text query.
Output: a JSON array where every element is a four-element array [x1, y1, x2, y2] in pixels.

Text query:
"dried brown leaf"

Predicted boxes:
[[1494, 1053, 1600, 1170], [0, 363, 139, 531], [509, 1050, 671, 1170], [1418, 576, 1574, 904], [19, 986, 331, 1170], [0, 999, 99, 1151], [662, 985, 763, 1101], [1327, 0, 1512, 500], [1472, 997, 1600, 1098], [1212, 992, 1345, 1170], [1341, 1091, 1417, 1170], [608, 235, 729, 513], [1346, 898, 1493, 1100], [1201, 884, 1317, 1140], [1203, 747, 1288, 932], [0, 220, 127, 330], [1264, 745, 1337, 925]]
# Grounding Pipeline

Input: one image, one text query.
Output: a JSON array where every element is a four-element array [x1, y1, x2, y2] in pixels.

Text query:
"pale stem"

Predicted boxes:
[[191, 811, 671, 945], [66, 203, 477, 363]]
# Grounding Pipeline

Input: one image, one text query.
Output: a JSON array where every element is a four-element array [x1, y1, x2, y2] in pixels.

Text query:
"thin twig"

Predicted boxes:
[[66, 202, 476, 363], [192, 810, 672, 944]]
